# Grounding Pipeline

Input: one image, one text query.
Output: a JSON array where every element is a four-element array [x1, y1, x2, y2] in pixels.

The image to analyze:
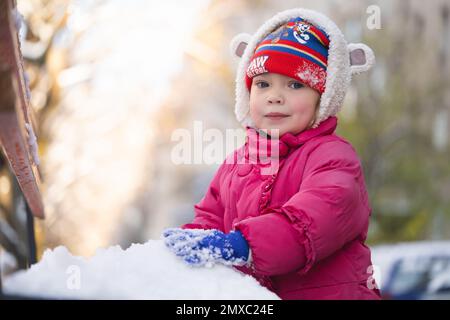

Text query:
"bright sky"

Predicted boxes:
[[66, 0, 210, 105]]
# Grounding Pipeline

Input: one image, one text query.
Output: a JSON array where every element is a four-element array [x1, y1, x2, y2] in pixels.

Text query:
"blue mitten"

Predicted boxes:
[[162, 228, 250, 267]]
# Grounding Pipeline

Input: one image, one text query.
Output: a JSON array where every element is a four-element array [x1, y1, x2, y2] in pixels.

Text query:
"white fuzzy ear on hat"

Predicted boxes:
[[230, 33, 252, 58], [348, 43, 375, 75]]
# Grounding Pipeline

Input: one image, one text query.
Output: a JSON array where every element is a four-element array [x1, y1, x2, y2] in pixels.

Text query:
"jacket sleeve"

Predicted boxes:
[[235, 141, 370, 276], [182, 163, 227, 231]]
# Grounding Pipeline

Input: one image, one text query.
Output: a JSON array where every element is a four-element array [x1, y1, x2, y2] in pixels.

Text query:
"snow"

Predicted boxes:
[[2, 240, 279, 300]]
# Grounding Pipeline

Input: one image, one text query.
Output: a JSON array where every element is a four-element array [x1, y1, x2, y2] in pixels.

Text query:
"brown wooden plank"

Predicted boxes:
[[0, 0, 45, 219]]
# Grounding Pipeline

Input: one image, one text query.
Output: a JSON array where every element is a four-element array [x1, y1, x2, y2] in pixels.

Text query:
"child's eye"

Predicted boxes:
[[255, 81, 269, 88], [289, 82, 304, 89]]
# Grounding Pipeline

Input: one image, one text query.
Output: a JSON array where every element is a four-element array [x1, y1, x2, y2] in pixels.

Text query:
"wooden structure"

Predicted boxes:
[[0, 0, 46, 294]]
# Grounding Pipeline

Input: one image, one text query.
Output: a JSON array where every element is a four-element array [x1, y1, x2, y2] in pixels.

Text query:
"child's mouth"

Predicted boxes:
[[264, 112, 290, 120]]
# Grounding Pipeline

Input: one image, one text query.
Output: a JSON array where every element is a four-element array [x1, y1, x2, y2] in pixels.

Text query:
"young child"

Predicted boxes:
[[163, 8, 380, 300]]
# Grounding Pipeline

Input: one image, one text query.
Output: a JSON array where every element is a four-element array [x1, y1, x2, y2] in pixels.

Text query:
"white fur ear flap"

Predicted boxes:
[[230, 33, 252, 58], [348, 43, 375, 75]]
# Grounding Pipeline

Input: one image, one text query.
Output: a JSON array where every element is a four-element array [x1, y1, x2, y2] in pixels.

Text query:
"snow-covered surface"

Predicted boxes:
[[370, 241, 450, 290], [3, 240, 279, 300]]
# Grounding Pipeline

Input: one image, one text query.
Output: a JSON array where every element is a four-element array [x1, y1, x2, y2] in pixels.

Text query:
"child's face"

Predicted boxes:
[[249, 73, 320, 136]]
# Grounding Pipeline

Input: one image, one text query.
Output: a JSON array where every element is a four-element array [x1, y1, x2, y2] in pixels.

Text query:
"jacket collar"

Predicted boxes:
[[245, 116, 338, 160]]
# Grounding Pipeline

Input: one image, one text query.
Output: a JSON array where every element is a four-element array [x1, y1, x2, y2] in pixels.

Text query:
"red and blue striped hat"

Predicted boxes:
[[245, 17, 330, 94]]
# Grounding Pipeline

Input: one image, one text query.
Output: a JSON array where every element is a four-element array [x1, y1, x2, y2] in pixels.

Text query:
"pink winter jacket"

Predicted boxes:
[[182, 117, 381, 300]]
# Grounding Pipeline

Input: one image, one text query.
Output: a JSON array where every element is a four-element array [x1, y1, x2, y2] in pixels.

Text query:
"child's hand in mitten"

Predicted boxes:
[[162, 228, 211, 257], [162, 228, 249, 267]]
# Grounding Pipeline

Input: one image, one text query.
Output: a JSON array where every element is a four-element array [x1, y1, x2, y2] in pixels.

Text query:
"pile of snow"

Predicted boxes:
[[2, 240, 279, 300]]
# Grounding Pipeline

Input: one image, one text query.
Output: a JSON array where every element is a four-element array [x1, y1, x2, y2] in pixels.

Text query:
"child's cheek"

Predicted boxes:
[[292, 99, 316, 115], [249, 99, 263, 118], [249, 102, 258, 123]]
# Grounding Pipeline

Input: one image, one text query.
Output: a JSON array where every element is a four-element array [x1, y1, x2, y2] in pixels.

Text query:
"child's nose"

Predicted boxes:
[[267, 94, 284, 104]]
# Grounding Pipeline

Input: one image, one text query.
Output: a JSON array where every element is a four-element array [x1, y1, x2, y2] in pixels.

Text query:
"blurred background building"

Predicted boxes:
[[1, 0, 449, 289]]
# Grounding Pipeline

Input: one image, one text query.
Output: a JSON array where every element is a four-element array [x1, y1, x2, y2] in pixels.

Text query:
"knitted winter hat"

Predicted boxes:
[[245, 17, 330, 94], [231, 8, 375, 128]]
